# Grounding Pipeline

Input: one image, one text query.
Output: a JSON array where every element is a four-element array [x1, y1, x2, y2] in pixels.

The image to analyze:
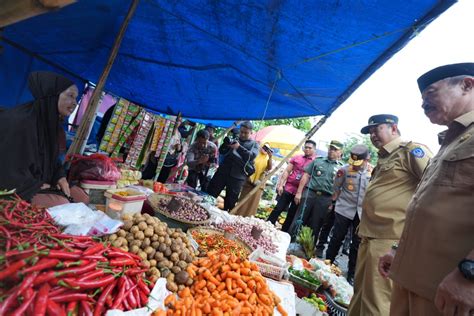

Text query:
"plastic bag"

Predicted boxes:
[[47, 203, 122, 236], [68, 153, 121, 182]]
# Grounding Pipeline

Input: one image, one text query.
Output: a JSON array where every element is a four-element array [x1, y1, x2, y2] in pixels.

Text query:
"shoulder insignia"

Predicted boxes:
[[410, 147, 425, 158]]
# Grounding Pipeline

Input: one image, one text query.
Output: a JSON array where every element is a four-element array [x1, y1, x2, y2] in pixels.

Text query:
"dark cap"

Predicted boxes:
[[329, 140, 343, 150], [361, 114, 398, 134], [417, 63, 474, 92], [240, 121, 254, 130], [348, 144, 369, 166]]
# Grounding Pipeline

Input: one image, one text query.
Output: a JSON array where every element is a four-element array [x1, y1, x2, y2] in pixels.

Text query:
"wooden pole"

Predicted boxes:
[[0, 0, 75, 28], [230, 116, 328, 215], [67, 0, 140, 156]]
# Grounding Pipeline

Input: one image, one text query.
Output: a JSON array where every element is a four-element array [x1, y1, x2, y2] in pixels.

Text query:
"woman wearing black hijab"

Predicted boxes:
[[0, 71, 88, 207]]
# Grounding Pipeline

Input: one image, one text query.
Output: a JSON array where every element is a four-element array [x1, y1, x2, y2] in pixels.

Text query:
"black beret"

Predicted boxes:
[[361, 114, 398, 134], [417, 63, 474, 92]]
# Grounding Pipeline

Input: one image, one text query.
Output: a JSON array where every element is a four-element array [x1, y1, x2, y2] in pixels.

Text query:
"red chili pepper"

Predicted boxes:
[[49, 286, 68, 298], [107, 247, 142, 261], [80, 301, 92, 316], [137, 277, 151, 295], [20, 258, 60, 274], [124, 268, 146, 276], [111, 276, 127, 309], [10, 291, 36, 316], [93, 280, 117, 316], [51, 293, 91, 303], [0, 259, 27, 281], [124, 279, 138, 309], [0, 225, 11, 253], [33, 282, 51, 316], [0, 271, 38, 315], [66, 301, 77, 316], [138, 289, 148, 306], [46, 299, 66, 316], [44, 250, 82, 260], [58, 262, 96, 276], [77, 269, 105, 282], [82, 243, 105, 256], [67, 274, 115, 290], [56, 260, 86, 269], [109, 258, 137, 267], [82, 255, 107, 261]]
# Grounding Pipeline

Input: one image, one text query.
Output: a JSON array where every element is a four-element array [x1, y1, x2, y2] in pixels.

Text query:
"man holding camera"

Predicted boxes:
[[206, 121, 259, 211], [185, 129, 217, 190]]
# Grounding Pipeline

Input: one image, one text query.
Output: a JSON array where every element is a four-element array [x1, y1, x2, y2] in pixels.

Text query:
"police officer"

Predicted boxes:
[[348, 114, 432, 316], [326, 144, 371, 286], [379, 63, 474, 315], [291, 140, 344, 242]]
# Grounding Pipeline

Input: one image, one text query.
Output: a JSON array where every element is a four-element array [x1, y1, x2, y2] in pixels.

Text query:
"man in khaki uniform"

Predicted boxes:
[[378, 63, 474, 315], [348, 114, 432, 316]]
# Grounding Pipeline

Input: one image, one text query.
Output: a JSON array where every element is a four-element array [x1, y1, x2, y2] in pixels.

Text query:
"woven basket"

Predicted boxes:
[[187, 226, 253, 257], [148, 193, 210, 230]]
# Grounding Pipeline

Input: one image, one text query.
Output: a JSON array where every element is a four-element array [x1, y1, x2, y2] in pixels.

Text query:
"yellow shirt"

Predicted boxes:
[[358, 137, 432, 239], [391, 111, 474, 300], [249, 152, 269, 184]]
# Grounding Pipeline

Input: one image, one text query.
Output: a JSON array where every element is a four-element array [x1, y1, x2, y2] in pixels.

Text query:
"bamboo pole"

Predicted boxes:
[[0, 0, 75, 28], [230, 116, 328, 215], [67, 0, 140, 156]]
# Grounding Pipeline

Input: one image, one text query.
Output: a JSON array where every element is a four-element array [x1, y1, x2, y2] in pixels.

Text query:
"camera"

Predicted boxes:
[[262, 143, 273, 154], [229, 136, 239, 145]]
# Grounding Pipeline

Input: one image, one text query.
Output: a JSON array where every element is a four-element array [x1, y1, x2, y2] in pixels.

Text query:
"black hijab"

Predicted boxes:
[[0, 71, 75, 200]]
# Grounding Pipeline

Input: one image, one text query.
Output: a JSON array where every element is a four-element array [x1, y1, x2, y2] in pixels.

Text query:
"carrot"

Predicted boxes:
[[195, 280, 206, 290], [164, 294, 176, 307], [277, 304, 288, 316], [221, 265, 231, 273], [227, 271, 240, 280], [236, 278, 247, 289], [240, 267, 250, 276], [235, 293, 248, 301]]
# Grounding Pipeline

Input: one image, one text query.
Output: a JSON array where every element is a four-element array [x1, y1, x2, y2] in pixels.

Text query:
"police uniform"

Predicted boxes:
[[290, 153, 343, 241], [326, 155, 370, 282], [348, 116, 432, 316], [389, 64, 474, 315]]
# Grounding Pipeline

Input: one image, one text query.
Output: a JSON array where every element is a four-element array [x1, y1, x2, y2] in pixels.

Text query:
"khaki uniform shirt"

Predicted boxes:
[[333, 165, 370, 220], [358, 137, 432, 239], [391, 111, 474, 301], [304, 157, 343, 195]]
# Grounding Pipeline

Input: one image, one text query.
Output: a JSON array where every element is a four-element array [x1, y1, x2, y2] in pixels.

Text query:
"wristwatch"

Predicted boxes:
[[458, 258, 474, 281]]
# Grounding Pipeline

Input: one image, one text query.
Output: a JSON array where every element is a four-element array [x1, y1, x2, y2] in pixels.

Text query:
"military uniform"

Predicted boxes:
[[326, 164, 370, 280], [389, 111, 474, 315], [348, 137, 432, 316], [290, 156, 343, 241]]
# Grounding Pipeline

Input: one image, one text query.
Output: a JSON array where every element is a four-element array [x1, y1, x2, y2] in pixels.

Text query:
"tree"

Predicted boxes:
[[342, 135, 378, 166], [252, 117, 312, 132]]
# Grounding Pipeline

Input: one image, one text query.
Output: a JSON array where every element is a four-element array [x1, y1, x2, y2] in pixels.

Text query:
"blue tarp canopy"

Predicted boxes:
[[0, 0, 455, 121]]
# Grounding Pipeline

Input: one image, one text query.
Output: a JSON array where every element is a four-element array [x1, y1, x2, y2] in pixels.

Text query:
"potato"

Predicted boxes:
[[138, 222, 148, 231], [108, 234, 118, 241], [154, 252, 164, 261], [150, 267, 161, 277], [166, 260, 174, 269], [157, 260, 168, 269], [164, 247, 172, 257], [119, 238, 128, 246], [185, 278, 193, 286], [130, 245, 140, 254], [126, 233, 134, 242], [120, 246, 129, 252], [146, 218, 155, 225], [142, 260, 151, 269], [178, 285, 186, 292], [147, 249, 156, 260], [165, 238, 172, 247], [130, 226, 139, 234], [166, 281, 178, 293], [177, 260, 187, 270], [151, 234, 159, 242], [123, 220, 133, 231], [117, 229, 127, 238], [185, 254, 193, 263], [149, 275, 159, 283], [170, 253, 179, 263], [160, 268, 171, 278], [134, 231, 145, 240], [149, 259, 157, 267], [122, 214, 133, 221], [158, 243, 167, 253], [166, 273, 174, 283], [144, 228, 154, 237], [170, 244, 180, 253], [138, 251, 147, 260], [112, 239, 122, 248], [144, 246, 154, 255], [171, 266, 181, 274], [143, 213, 151, 220], [151, 241, 160, 249], [158, 236, 165, 243], [175, 271, 189, 285], [179, 253, 187, 261], [142, 238, 151, 248]]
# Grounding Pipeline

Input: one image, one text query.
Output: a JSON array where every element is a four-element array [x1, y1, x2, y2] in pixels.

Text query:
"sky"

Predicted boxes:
[[312, 0, 473, 154]]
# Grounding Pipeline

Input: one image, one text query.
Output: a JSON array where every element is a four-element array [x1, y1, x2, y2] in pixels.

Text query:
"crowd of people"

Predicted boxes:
[[0, 62, 472, 316]]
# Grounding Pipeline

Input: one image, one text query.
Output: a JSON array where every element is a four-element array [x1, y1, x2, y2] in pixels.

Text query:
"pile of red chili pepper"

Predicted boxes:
[[0, 197, 61, 251], [0, 234, 152, 316]]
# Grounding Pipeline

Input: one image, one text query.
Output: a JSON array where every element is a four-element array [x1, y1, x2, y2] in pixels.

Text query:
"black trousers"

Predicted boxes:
[[325, 213, 361, 276], [267, 190, 299, 232], [289, 189, 332, 241], [206, 168, 245, 211], [316, 208, 335, 251], [186, 169, 209, 190]]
